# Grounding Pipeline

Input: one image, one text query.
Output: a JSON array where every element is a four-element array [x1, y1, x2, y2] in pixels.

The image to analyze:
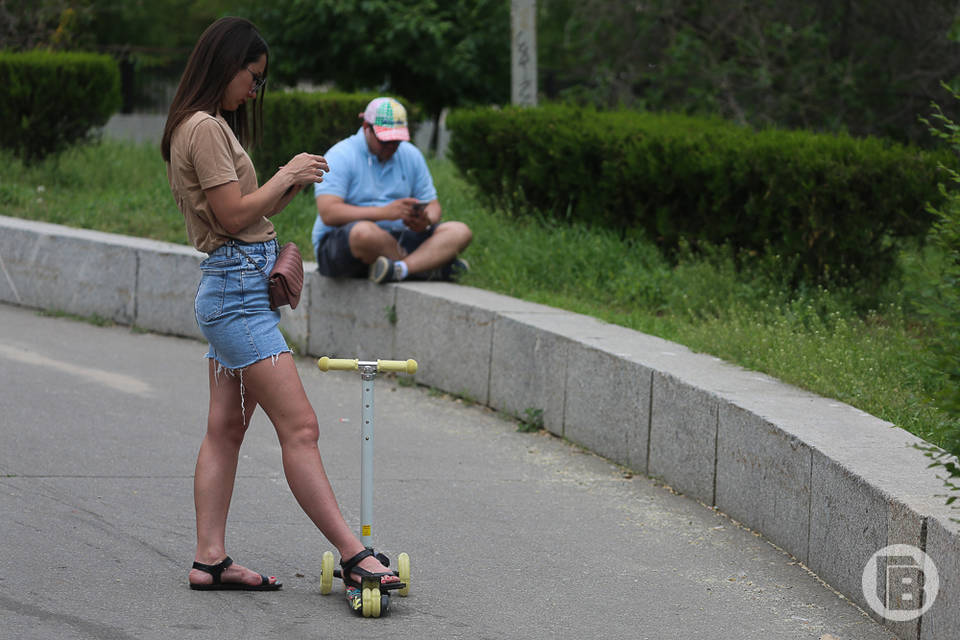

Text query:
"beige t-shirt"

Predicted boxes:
[[166, 110, 275, 253]]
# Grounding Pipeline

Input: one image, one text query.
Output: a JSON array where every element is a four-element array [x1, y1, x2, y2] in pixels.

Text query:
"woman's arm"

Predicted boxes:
[[206, 152, 327, 234], [267, 183, 305, 216]]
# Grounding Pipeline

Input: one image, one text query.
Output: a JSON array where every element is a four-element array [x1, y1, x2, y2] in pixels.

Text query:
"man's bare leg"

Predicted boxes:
[[401, 221, 472, 275]]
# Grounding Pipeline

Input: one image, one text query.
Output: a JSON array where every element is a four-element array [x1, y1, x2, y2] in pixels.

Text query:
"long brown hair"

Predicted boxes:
[[161, 17, 268, 162]]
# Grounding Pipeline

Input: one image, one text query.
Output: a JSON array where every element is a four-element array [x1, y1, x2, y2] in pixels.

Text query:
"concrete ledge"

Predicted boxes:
[[649, 373, 719, 504], [0, 217, 139, 322], [716, 403, 813, 562], [562, 342, 650, 471], [923, 515, 960, 639], [307, 276, 395, 359], [1, 214, 957, 639], [135, 241, 205, 339]]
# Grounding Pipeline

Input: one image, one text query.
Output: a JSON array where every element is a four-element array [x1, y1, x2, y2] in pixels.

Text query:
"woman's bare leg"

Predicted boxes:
[[239, 353, 397, 583], [188, 360, 279, 587]]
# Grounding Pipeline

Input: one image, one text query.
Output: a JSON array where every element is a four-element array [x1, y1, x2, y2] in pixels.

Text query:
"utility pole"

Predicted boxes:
[[511, 0, 537, 106]]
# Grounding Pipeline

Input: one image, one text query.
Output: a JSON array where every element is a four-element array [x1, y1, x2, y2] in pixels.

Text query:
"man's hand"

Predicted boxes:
[[384, 197, 419, 222], [402, 200, 433, 232]]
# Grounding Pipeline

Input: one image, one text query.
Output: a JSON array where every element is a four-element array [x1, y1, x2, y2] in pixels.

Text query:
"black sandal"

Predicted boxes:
[[340, 548, 405, 591], [189, 556, 282, 591]]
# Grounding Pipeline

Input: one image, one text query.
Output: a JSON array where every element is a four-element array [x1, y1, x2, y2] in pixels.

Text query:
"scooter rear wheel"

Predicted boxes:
[[320, 551, 335, 595], [397, 552, 410, 597]]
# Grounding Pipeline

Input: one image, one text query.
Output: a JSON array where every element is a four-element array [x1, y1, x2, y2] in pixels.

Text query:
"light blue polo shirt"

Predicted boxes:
[[311, 128, 438, 256]]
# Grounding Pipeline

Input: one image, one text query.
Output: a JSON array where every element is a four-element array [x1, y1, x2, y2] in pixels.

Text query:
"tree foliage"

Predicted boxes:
[[0, 0, 234, 52], [539, 0, 960, 145], [0, 0, 85, 50], [236, 0, 510, 116], [920, 96, 960, 451], [0, 1, 237, 110], [6, 1, 960, 146], [913, 93, 960, 510]]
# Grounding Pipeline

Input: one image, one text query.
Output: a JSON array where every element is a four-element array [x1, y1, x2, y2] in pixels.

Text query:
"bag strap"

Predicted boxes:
[[227, 239, 275, 281]]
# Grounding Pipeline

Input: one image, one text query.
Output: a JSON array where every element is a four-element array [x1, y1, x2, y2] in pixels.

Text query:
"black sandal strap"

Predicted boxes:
[[340, 548, 402, 589], [340, 548, 375, 576], [191, 556, 233, 585]]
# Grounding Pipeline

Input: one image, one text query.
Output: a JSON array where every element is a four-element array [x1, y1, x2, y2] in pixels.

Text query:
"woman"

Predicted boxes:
[[162, 17, 400, 596]]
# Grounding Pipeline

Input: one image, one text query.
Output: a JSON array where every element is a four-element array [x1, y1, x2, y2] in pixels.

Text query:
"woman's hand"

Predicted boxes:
[[281, 152, 329, 187], [205, 153, 325, 233]]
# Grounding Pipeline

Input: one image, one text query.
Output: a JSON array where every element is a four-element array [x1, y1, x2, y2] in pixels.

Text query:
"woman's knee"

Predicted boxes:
[[206, 412, 249, 448], [279, 413, 320, 449]]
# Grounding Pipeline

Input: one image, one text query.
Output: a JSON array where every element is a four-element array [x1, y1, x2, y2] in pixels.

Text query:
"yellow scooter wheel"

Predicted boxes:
[[397, 552, 410, 597], [371, 587, 382, 617], [320, 551, 334, 595], [362, 587, 373, 617]]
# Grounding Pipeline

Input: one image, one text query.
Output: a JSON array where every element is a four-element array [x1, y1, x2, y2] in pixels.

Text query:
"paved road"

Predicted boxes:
[[0, 303, 895, 640]]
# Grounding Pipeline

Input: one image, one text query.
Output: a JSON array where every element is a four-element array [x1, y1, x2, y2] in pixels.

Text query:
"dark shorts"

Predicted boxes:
[[316, 221, 435, 277]]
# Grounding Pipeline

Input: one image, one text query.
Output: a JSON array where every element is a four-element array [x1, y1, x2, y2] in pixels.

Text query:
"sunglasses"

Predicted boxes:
[[245, 67, 266, 93]]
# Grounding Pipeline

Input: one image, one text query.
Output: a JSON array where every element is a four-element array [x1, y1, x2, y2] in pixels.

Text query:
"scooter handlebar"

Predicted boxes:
[[377, 359, 418, 374], [317, 357, 358, 371], [317, 356, 417, 375]]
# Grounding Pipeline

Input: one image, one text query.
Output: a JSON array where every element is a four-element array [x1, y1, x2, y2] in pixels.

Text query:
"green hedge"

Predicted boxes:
[[252, 91, 422, 183], [0, 50, 120, 163], [447, 105, 949, 287]]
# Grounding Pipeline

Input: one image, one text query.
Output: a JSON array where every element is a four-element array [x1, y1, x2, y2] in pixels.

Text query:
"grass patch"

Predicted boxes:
[[2, 138, 956, 450], [38, 308, 115, 327]]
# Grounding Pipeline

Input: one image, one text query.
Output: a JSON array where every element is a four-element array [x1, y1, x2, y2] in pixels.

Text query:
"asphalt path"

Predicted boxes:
[[0, 302, 895, 640]]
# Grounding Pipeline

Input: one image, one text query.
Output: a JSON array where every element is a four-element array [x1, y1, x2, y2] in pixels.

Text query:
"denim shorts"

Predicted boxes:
[[194, 240, 291, 370], [316, 221, 435, 277]]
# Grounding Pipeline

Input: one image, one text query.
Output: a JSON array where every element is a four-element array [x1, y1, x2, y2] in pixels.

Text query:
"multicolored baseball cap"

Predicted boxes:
[[363, 97, 410, 142]]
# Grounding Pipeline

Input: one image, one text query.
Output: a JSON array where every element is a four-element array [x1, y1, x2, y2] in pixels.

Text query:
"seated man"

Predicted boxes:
[[312, 97, 472, 284]]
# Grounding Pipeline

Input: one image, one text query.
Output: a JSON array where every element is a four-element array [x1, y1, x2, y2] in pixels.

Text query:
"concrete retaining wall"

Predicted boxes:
[[1, 214, 957, 638]]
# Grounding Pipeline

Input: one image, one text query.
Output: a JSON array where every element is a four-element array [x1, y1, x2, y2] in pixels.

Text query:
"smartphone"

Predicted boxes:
[[412, 201, 428, 215]]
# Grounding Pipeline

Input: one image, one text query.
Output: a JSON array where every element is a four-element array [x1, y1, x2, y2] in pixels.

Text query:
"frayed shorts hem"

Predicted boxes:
[[204, 348, 293, 374]]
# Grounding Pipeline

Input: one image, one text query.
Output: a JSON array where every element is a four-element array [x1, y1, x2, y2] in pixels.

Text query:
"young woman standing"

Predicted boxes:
[[162, 16, 400, 595]]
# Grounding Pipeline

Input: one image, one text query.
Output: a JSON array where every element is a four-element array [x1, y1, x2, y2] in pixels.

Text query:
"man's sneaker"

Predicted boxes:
[[369, 256, 399, 284], [447, 257, 470, 281], [415, 257, 471, 282]]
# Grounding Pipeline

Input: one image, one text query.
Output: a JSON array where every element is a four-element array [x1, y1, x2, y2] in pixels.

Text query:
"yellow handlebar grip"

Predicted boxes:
[[317, 357, 359, 372], [377, 359, 418, 375]]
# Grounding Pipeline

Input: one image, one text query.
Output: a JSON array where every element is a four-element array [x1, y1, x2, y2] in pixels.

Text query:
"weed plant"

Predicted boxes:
[[1, 138, 956, 451]]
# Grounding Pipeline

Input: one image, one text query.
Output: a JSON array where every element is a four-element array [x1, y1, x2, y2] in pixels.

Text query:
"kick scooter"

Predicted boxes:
[[316, 356, 416, 617]]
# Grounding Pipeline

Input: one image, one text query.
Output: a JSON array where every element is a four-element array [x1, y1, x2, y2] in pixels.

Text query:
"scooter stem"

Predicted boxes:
[[359, 362, 377, 546]]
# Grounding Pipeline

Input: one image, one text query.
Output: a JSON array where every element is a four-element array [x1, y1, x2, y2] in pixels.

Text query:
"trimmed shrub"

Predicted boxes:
[[252, 91, 421, 183], [0, 50, 121, 162], [447, 104, 949, 288]]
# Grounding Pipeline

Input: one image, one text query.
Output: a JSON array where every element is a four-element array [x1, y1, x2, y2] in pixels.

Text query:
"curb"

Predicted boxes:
[[1, 214, 957, 638]]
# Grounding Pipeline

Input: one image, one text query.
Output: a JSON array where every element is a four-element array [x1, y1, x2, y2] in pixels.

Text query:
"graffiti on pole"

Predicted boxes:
[[511, 0, 537, 106]]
